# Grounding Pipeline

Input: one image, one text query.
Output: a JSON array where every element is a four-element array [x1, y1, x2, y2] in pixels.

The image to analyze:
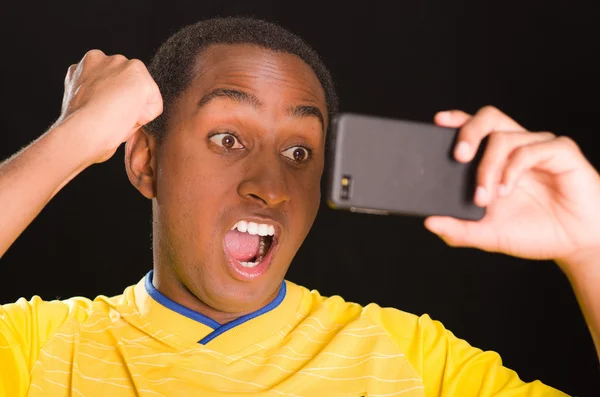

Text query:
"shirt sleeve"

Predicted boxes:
[[367, 305, 570, 396], [0, 295, 93, 396]]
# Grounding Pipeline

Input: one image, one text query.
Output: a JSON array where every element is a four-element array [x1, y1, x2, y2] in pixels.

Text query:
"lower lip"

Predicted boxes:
[[223, 237, 279, 281]]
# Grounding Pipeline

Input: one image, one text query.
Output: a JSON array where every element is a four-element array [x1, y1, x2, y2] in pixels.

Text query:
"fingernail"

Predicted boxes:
[[437, 111, 451, 120], [455, 141, 471, 161], [475, 186, 487, 205]]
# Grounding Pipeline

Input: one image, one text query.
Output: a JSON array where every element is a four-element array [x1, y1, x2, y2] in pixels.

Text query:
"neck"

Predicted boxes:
[[150, 269, 246, 325], [149, 267, 282, 326]]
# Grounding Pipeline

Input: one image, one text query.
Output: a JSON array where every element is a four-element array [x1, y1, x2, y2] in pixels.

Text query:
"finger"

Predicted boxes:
[[475, 131, 555, 206], [108, 53, 128, 64], [64, 64, 77, 86], [140, 78, 164, 125], [424, 216, 496, 251], [135, 61, 164, 124], [455, 106, 527, 163], [82, 48, 106, 60], [434, 109, 472, 128], [141, 63, 160, 105], [72, 49, 106, 82], [79, 49, 106, 70], [434, 110, 473, 163], [147, 78, 163, 106], [498, 135, 581, 197]]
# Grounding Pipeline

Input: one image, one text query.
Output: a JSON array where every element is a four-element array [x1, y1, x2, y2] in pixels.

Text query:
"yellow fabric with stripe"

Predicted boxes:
[[0, 276, 567, 396]]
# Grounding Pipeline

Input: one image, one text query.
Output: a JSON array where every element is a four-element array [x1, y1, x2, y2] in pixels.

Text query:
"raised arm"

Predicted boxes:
[[425, 106, 600, 360], [0, 50, 162, 258]]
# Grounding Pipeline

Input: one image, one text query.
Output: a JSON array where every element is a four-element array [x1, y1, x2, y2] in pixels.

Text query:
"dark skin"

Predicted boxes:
[[2, 35, 600, 366], [125, 44, 328, 324]]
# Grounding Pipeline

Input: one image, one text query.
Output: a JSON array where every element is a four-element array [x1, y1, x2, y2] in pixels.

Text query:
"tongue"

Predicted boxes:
[[224, 230, 261, 261]]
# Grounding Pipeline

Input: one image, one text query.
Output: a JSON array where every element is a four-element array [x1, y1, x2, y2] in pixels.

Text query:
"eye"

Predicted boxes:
[[209, 133, 244, 149], [282, 146, 311, 162]]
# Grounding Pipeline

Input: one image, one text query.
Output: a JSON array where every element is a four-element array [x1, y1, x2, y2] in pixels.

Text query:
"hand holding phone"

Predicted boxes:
[[326, 113, 486, 221]]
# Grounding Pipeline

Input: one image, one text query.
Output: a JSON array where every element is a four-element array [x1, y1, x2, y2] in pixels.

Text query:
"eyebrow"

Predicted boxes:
[[197, 88, 325, 133], [288, 104, 325, 134], [198, 88, 261, 109]]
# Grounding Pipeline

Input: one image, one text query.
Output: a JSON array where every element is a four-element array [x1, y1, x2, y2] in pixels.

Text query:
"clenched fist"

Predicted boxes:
[[57, 50, 163, 164]]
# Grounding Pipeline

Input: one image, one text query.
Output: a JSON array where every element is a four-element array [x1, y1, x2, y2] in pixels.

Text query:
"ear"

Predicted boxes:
[[125, 128, 158, 199]]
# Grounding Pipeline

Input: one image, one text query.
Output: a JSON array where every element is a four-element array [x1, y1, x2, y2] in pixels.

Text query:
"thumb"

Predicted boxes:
[[139, 80, 164, 127], [434, 110, 472, 128], [424, 216, 494, 249]]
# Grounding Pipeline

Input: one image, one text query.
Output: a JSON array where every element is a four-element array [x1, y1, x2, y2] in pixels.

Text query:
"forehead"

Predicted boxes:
[[187, 44, 327, 121]]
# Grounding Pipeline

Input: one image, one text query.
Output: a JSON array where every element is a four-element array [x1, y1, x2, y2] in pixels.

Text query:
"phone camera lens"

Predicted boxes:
[[340, 176, 351, 200]]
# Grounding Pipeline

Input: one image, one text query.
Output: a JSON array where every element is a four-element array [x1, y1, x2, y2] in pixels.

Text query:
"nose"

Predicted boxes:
[[237, 155, 291, 208]]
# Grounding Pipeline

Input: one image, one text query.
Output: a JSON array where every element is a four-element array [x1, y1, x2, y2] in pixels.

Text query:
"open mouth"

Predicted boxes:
[[224, 220, 277, 269]]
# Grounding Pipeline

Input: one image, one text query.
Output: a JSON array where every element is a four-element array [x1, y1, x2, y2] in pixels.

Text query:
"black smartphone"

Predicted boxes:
[[326, 112, 486, 221]]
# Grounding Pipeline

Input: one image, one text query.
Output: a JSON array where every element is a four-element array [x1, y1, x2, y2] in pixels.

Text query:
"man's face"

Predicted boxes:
[[152, 44, 327, 316]]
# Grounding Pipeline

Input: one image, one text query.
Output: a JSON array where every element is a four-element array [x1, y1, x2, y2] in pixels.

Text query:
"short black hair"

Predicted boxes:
[[145, 17, 338, 140]]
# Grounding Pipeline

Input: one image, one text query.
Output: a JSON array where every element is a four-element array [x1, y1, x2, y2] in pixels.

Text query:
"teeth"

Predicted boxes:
[[258, 238, 266, 256], [240, 261, 259, 268], [232, 220, 275, 236], [237, 220, 248, 233], [247, 222, 258, 235], [258, 224, 268, 236]]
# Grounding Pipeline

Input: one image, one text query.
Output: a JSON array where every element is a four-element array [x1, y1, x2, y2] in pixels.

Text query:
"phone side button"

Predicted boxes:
[[350, 207, 390, 216]]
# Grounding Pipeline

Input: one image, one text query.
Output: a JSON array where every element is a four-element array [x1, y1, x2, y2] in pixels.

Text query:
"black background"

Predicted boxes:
[[1, 1, 599, 395]]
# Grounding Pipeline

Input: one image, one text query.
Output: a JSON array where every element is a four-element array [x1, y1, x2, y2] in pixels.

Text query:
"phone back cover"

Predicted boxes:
[[327, 113, 485, 221]]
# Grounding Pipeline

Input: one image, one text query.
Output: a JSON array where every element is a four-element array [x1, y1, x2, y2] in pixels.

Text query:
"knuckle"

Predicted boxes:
[[512, 144, 531, 159], [556, 135, 580, 151], [441, 235, 459, 247], [110, 54, 128, 63], [479, 105, 500, 117], [127, 58, 146, 71], [80, 50, 106, 68], [536, 131, 556, 139], [84, 49, 105, 60]]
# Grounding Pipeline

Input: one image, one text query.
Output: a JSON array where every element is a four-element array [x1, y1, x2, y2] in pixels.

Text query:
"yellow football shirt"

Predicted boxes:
[[0, 271, 567, 396]]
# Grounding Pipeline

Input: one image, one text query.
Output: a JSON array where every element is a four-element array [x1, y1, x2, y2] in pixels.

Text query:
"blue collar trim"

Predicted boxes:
[[144, 270, 287, 344], [198, 281, 287, 345], [145, 271, 220, 329]]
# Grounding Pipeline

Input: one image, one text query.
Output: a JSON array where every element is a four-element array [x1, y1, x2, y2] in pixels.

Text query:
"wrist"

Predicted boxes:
[[40, 114, 103, 199], [556, 246, 600, 280], [49, 110, 105, 169]]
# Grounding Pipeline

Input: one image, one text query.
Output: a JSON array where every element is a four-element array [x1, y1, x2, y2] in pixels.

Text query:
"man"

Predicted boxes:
[[0, 16, 598, 396]]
